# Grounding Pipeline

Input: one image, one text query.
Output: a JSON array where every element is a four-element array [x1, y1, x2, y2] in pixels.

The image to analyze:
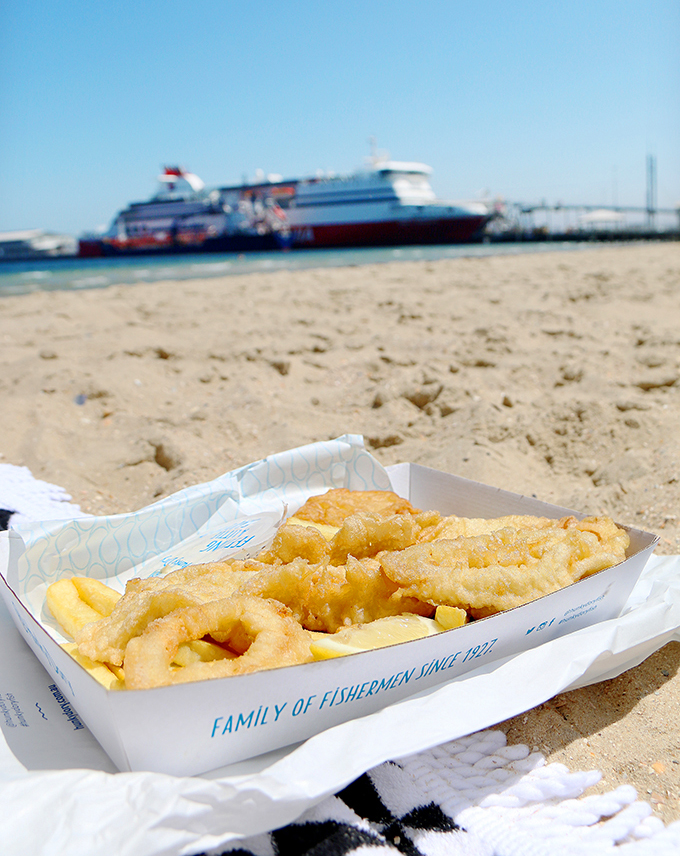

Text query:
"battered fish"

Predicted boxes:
[[293, 487, 423, 527], [261, 511, 424, 566], [237, 555, 434, 633]]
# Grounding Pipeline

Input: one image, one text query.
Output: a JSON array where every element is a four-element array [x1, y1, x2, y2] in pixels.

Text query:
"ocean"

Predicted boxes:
[[0, 242, 600, 297]]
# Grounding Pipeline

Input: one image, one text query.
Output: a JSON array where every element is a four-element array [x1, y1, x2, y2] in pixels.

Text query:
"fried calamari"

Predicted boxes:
[[124, 596, 313, 689], [380, 516, 630, 618], [418, 513, 558, 541], [77, 559, 263, 665], [46, 487, 632, 690]]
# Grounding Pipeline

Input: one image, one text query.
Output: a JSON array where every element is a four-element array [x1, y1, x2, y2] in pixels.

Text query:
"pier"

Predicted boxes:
[[486, 201, 680, 244], [487, 154, 679, 243]]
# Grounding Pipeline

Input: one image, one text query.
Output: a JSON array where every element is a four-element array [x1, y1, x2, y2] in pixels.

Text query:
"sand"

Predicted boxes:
[[1, 241, 678, 821]]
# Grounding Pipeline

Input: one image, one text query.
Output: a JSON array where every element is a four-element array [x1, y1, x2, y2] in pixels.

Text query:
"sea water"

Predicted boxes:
[[0, 242, 597, 297]]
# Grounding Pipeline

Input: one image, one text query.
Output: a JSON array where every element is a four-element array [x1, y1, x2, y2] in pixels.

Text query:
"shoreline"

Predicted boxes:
[[1, 234, 678, 268], [1, 238, 677, 298], [1, 241, 678, 820]]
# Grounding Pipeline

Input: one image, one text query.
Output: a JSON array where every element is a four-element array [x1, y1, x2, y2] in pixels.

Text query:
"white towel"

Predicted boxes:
[[209, 731, 680, 855], [0, 464, 88, 528]]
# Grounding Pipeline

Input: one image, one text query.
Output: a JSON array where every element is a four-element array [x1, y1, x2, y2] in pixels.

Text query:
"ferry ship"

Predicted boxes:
[[271, 160, 491, 248], [78, 167, 289, 257], [78, 161, 492, 257]]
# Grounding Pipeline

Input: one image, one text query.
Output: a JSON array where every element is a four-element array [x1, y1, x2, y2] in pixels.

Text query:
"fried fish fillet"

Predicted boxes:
[[257, 522, 332, 565], [328, 512, 422, 565], [259, 511, 423, 567], [380, 516, 629, 618], [237, 555, 434, 633], [293, 487, 423, 527]]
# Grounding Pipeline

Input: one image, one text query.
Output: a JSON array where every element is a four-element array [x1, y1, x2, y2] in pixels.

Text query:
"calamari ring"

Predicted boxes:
[[380, 521, 629, 618], [124, 596, 313, 689], [76, 561, 264, 666]]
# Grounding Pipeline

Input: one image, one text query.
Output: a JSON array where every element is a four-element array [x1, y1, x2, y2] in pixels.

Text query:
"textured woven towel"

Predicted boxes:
[[208, 730, 680, 856], [0, 463, 88, 527], [2, 464, 679, 855]]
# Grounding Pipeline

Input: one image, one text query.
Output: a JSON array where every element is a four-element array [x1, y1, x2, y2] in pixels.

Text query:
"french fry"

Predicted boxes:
[[434, 605, 468, 630], [287, 516, 340, 542], [61, 643, 124, 690], [71, 577, 121, 617], [46, 579, 103, 639], [106, 662, 125, 681], [172, 639, 237, 667]]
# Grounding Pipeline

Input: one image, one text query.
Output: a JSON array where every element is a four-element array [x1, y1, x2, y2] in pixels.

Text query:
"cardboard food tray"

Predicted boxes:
[[0, 436, 658, 777]]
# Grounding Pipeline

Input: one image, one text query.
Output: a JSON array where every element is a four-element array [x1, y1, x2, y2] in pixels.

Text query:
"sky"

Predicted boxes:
[[1, 0, 679, 236]]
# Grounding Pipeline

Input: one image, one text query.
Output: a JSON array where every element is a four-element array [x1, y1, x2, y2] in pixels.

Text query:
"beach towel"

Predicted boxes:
[[200, 729, 680, 856], [1, 464, 679, 856]]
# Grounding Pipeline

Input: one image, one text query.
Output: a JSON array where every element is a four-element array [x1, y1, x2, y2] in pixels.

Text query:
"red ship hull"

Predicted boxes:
[[289, 215, 489, 249]]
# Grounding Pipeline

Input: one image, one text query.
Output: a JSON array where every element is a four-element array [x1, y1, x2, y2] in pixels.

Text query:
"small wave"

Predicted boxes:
[[72, 275, 111, 288], [20, 270, 50, 280], [187, 262, 233, 274]]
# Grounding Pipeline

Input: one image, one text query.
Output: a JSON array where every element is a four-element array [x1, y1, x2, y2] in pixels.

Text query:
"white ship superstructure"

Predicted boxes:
[[280, 160, 490, 247]]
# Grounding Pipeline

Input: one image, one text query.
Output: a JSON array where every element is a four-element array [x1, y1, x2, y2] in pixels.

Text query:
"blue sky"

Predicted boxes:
[[1, 0, 678, 236]]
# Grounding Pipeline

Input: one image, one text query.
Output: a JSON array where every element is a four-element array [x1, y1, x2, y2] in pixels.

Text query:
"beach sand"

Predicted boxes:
[[1, 241, 678, 820]]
